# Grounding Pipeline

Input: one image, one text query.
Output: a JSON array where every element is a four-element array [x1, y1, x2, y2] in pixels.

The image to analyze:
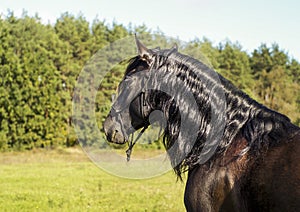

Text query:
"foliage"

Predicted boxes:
[[0, 11, 299, 150], [250, 43, 300, 122]]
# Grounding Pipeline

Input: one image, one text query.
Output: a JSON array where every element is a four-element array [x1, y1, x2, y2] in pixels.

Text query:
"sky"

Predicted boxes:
[[1, 0, 300, 61]]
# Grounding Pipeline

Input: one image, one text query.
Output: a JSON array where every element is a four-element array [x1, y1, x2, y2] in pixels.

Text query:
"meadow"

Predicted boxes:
[[0, 148, 186, 211]]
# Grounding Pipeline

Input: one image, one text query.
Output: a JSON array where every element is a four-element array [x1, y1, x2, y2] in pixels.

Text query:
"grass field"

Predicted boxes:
[[0, 148, 186, 211]]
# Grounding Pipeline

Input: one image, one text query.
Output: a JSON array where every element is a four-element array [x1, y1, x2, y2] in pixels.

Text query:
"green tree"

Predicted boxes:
[[217, 41, 255, 96], [183, 37, 220, 69], [0, 12, 67, 149], [250, 44, 300, 124]]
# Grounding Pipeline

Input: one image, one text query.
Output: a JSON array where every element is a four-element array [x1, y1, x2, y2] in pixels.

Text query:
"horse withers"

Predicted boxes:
[[103, 36, 300, 211]]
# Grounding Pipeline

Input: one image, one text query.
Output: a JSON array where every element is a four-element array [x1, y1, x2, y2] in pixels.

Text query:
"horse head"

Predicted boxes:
[[103, 36, 160, 145], [103, 34, 223, 173]]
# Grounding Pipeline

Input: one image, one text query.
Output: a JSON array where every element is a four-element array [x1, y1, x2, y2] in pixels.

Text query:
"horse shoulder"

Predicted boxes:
[[184, 136, 250, 211]]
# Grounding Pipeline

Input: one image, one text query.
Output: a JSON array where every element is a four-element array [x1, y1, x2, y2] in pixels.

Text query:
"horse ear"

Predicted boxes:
[[135, 34, 153, 61]]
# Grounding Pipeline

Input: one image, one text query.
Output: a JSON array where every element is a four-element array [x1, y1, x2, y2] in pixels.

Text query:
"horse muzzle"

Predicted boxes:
[[103, 115, 128, 144]]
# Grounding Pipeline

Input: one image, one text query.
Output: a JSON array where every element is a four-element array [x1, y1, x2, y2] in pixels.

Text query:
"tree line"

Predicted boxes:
[[0, 11, 299, 150]]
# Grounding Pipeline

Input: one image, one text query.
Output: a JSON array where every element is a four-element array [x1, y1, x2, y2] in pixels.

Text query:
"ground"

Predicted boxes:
[[0, 148, 186, 211]]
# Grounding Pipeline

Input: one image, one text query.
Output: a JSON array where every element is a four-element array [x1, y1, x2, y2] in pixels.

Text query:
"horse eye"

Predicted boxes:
[[137, 65, 146, 71], [131, 62, 148, 74]]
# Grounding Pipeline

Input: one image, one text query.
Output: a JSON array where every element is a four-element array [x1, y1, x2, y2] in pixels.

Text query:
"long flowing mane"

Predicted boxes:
[[126, 48, 299, 177]]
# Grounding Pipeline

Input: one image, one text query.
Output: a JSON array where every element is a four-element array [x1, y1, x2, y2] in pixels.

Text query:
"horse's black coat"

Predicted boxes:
[[103, 37, 300, 211]]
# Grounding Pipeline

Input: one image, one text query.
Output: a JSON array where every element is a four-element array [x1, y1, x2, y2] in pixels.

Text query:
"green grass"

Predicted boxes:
[[0, 148, 186, 211]]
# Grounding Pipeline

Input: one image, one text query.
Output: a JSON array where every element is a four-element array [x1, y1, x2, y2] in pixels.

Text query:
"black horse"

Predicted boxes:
[[103, 37, 300, 211]]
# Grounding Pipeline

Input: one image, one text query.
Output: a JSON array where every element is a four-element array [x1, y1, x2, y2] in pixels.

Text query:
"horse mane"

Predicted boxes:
[[125, 48, 299, 178]]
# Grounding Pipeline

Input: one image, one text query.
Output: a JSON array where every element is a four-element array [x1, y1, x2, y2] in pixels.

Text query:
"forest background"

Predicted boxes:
[[0, 11, 299, 151]]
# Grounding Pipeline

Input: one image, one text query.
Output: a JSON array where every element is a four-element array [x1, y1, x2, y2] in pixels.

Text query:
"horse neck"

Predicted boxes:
[[147, 56, 297, 151]]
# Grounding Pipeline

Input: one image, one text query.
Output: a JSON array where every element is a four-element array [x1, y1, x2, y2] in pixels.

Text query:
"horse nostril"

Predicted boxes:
[[112, 129, 119, 140]]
